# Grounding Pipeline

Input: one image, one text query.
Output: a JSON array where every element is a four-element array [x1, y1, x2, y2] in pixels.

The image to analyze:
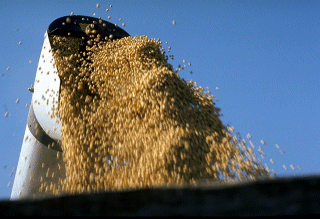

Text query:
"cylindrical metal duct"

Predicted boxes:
[[11, 15, 130, 200]]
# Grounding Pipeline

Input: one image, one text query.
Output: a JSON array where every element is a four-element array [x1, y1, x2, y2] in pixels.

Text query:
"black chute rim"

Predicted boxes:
[[47, 15, 130, 39]]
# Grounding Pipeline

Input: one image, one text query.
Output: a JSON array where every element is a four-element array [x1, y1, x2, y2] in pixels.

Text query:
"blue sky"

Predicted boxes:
[[0, 0, 319, 200]]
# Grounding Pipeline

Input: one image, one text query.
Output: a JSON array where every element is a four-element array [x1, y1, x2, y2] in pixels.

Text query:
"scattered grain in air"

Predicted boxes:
[[122, 23, 125, 27], [6, 67, 10, 71], [270, 159, 275, 164], [19, 42, 22, 45], [110, 5, 113, 7], [275, 144, 280, 149], [119, 18, 122, 21], [7, 182, 12, 187], [29, 60, 33, 64], [106, 9, 109, 12], [258, 145, 265, 155], [280, 150, 285, 154], [249, 140, 255, 148], [66, 17, 71, 23], [70, 12, 74, 16], [10, 168, 15, 177], [261, 140, 266, 145], [216, 87, 219, 90], [108, 16, 111, 19], [227, 126, 235, 132], [96, 4, 100, 8], [16, 99, 20, 104], [172, 20, 176, 25], [265, 164, 270, 172], [297, 165, 302, 170]]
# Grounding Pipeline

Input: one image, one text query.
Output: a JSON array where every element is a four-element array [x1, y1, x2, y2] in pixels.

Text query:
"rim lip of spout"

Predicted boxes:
[[47, 15, 130, 39]]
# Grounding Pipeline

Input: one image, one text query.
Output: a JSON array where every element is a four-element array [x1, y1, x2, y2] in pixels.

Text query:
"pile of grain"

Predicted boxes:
[[46, 34, 273, 195]]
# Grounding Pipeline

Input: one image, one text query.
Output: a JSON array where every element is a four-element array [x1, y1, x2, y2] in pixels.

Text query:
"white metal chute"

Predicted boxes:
[[32, 32, 62, 141], [11, 15, 130, 200]]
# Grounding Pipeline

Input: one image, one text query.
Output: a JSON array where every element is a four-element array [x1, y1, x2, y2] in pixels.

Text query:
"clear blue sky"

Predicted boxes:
[[0, 0, 319, 200]]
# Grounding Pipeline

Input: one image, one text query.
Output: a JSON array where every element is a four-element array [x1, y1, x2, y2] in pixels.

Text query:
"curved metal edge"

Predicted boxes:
[[47, 15, 130, 38], [27, 103, 62, 151]]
